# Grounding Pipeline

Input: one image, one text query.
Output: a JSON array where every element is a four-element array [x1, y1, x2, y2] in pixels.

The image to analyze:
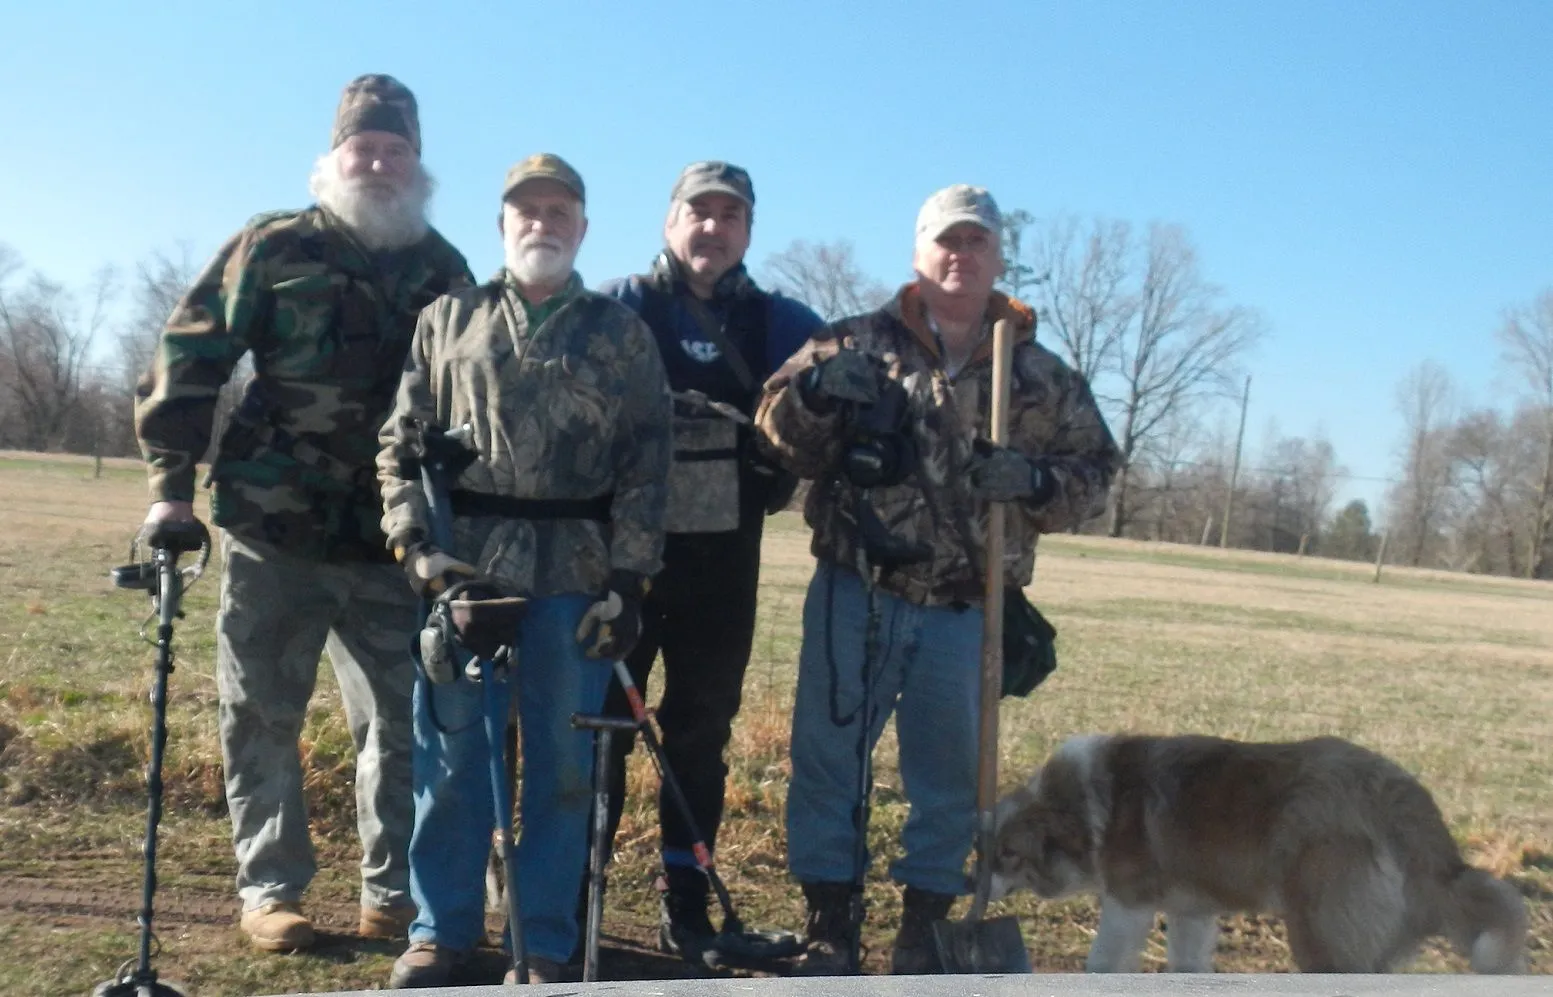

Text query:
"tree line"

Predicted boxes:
[[3, 232, 1549, 579]]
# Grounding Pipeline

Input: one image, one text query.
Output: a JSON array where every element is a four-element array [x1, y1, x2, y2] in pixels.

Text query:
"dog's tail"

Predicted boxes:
[[1443, 865, 1527, 973]]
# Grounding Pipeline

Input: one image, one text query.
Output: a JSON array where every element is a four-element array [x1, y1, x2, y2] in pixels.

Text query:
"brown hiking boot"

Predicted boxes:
[[240, 900, 315, 952], [360, 902, 417, 939], [504, 955, 572, 984], [890, 886, 955, 974], [795, 881, 860, 976], [388, 941, 470, 988]]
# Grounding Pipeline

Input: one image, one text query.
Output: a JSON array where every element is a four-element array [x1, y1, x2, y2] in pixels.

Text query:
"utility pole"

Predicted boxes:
[[1219, 375, 1251, 548]]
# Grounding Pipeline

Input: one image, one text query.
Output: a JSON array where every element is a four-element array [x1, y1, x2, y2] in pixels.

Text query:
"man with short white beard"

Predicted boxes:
[[134, 74, 473, 953], [376, 153, 672, 987]]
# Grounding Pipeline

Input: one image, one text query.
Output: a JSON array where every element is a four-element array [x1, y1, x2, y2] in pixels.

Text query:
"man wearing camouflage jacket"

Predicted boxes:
[[377, 154, 672, 987], [593, 161, 823, 963], [133, 75, 472, 952], [755, 185, 1120, 975]]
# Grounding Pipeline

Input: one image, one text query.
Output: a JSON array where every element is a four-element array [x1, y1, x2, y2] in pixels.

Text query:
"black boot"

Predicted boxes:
[[890, 886, 955, 974], [796, 881, 861, 976], [658, 866, 718, 966]]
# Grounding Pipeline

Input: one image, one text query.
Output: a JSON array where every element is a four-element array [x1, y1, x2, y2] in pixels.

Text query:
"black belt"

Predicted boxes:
[[449, 489, 613, 522], [673, 448, 741, 462]]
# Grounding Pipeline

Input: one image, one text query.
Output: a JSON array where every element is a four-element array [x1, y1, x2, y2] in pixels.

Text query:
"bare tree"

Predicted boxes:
[[1025, 216, 1136, 384], [0, 253, 118, 451], [761, 239, 892, 322], [120, 246, 198, 389], [1386, 361, 1457, 567], [1497, 288, 1553, 578], [1106, 224, 1262, 537]]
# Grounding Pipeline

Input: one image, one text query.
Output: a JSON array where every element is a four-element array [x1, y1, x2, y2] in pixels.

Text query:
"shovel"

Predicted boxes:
[[931, 318, 1032, 974]]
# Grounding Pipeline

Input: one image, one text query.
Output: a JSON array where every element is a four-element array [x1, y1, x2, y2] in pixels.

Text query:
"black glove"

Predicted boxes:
[[799, 349, 881, 411], [575, 569, 650, 660], [394, 535, 479, 600], [967, 439, 1056, 505]]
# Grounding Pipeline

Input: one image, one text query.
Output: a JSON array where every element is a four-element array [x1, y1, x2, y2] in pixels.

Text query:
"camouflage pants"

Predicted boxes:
[[216, 531, 419, 912]]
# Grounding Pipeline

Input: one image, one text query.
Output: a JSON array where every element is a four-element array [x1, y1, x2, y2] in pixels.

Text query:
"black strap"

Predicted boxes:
[[680, 294, 757, 392], [450, 489, 613, 522], [674, 448, 741, 463]]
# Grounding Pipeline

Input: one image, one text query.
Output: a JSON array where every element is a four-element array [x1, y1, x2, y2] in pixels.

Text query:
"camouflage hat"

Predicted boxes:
[[670, 161, 755, 208], [916, 184, 1001, 242], [502, 153, 586, 204], [332, 74, 421, 154]]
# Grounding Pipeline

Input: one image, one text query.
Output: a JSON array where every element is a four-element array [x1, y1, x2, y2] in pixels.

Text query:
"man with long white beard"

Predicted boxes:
[[376, 153, 672, 987], [133, 74, 473, 953]]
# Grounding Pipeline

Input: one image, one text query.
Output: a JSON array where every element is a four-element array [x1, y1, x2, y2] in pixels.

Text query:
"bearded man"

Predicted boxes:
[[133, 74, 473, 953], [376, 153, 672, 987]]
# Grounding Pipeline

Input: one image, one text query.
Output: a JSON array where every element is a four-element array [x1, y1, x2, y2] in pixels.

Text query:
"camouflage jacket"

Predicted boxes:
[[133, 207, 474, 562], [756, 284, 1120, 606], [376, 271, 672, 599]]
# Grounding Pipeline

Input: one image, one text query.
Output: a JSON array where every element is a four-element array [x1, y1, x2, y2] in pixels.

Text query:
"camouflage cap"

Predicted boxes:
[[916, 184, 1001, 242], [502, 153, 586, 204], [332, 74, 421, 155], [670, 161, 755, 209]]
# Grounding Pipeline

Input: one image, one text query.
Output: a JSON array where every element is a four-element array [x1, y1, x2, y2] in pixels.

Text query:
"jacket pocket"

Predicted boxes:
[[663, 415, 740, 533]]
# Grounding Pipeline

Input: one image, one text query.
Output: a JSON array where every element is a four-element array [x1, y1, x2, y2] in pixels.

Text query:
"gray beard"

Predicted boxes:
[[309, 155, 434, 250]]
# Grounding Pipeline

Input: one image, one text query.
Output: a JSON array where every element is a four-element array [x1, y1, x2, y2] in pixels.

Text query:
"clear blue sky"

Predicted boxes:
[[4, 0, 1550, 517]]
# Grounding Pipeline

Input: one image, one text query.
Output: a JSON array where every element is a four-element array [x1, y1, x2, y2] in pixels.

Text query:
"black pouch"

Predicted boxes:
[[1002, 585, 1057, 697]]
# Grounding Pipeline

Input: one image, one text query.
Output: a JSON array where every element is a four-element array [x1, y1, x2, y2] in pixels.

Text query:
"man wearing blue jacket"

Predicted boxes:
[[595, 161, 823, 963]]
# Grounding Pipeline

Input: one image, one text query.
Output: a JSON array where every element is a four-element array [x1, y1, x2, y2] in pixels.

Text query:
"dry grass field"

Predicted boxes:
[[0, 450, 1549, 995]]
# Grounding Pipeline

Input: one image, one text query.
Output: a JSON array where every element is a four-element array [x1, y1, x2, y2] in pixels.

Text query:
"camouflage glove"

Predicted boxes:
[[575, 570, 650, 660], [394, 536, 479, 600], [967, 439, 1057, 505], [799, 349, 881, 411]]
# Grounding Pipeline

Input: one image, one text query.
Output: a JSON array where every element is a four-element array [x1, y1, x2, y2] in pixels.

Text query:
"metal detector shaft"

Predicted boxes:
[[134, 548, 182, 980], [479, 657, 527, 984], [606, 659, 744, 930], [571, 713, 638, 982]]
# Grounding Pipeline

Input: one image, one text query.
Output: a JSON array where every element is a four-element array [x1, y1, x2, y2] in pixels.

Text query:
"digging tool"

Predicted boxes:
[[94, 519, 211, 997], [415, 422, 531, 984], [931, 319, 1033, 974], [606, 658, 804, 971]]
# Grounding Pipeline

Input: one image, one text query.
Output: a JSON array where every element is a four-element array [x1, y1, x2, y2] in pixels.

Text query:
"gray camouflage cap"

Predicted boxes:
[[916, 184, 1002, 242], [670, 161, 755, 208], [332, 74, 421, 155]]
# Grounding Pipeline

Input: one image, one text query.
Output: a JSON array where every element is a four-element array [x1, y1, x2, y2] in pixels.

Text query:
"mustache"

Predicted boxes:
[[519, 235, 566, 253], [690, 237, 726, 255]]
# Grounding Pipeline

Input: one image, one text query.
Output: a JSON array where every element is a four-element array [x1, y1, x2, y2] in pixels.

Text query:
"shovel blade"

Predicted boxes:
[[931, 914, 1031, 974], [702, 926, 806, 972]]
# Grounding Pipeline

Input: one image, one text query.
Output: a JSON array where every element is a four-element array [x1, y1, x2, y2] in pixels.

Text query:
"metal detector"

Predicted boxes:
[[606, 659, 804, 971], [93, 519, 211, 997]]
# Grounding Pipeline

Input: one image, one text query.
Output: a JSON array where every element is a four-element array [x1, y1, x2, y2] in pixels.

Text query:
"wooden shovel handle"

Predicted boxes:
[[970, 319, 1013, 918]]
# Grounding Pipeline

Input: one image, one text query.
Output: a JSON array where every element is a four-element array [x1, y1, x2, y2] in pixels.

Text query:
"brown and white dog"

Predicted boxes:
[[989, 734, 1527, 973]]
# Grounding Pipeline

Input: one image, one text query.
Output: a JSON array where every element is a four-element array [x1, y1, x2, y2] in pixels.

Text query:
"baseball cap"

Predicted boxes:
[[670, 161, 755, 208], [502, 153, 585, 203], [915, 184, 1001, 242]]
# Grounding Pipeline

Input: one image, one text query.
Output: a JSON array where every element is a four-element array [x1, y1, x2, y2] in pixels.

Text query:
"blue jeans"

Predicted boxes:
[[406, 593, 611, 963], [785, 561, 983, 896]]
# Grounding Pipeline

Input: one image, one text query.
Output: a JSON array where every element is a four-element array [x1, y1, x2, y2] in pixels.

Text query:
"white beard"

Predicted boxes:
[[309, 152, 434, 251], [504, 236, 576, 287]]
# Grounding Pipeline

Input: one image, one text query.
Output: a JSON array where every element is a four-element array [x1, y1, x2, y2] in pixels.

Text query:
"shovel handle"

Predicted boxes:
[[972, 318, 1014, 919]]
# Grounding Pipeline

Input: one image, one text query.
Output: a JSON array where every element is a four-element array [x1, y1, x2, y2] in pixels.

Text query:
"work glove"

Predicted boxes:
[[394, 535, 479, 600], [798, 349, 881, 411], [575, 570, 650, 660], [966, 439, 1057, 505]]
